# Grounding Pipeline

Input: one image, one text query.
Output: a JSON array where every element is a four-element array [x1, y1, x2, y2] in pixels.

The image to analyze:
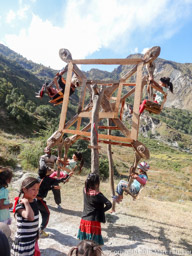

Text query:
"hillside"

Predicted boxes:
[[1, 43, 192, 111], [0, 46, 79, 136], [0, 43, 56, 81]]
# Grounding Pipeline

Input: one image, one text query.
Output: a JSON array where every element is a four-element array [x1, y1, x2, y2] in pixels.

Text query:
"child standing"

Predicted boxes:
[[0, 167, 13, 225], [77, 173, 112, 245], [37, 166, 73, 238], [11, 177, 40, 256], [113, 162, 150, 203], [39, 148, 62, 209]]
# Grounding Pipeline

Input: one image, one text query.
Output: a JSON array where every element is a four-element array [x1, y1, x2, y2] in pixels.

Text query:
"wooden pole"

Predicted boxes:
[[91, 84, 104, 174], [58, 62, 73, 131], [107, 119, 116, 212], [131, 62, 143, 140]]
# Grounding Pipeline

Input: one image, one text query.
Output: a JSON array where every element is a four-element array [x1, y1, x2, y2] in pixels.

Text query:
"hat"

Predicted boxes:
[[137, 161, 150, 172]]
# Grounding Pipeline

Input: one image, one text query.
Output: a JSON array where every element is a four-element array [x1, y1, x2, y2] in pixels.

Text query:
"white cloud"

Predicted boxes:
[[17, 6, 30, 19], [6, 10, 16, 24], [4, 0, 192, 70], [141, 48, 150, 54], [5, 4, 29, 24]]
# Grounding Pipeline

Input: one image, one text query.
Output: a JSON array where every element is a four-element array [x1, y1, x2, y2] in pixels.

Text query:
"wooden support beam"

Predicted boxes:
[[98, 126, 119, 130], [77, 78, 87, 114], [107, 118, 116, 212], [86, 80, 136, 86], [78, 111, 116, 119], [131, 62, 143, 140], [120, 87, 135, 103], [76, 77, 87, 129], [62, 129, 133, 143], [120, 76, 147, 103], [87, 80, 119, 85], [59, 62, 73, 131], [72, 58, 142, 65], [91, 84, 104, 173], [76, 117, 82, 130], [88, 145, 101, 149], [73, 64, 87, 81], [78, 136, 133, 147], [121, 65, 137, 82], [112, 118, 131, 137], [62, 102, 92, 130], [114, 82, 123, 117]]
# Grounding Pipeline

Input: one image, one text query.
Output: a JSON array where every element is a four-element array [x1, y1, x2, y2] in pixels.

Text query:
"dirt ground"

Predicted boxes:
[[9, 174, 192, 256]]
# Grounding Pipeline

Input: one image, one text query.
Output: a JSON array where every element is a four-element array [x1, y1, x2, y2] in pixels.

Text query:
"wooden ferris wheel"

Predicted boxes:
[[46, 46, 161, 206]]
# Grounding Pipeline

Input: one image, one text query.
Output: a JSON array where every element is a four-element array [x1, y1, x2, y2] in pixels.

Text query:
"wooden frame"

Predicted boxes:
[[47, 46, 161, 153]]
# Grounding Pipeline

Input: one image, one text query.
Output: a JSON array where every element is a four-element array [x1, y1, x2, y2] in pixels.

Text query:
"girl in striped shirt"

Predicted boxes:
[[11, 177, 40, 256]]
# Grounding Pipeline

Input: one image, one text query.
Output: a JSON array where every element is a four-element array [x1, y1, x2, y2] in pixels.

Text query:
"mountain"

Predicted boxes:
[[0, 43, 192, 137], [1, 43, 192, 111], [0, 45, 63, 135], [85, 53, 192, 111], [0, 43, 56, 82]]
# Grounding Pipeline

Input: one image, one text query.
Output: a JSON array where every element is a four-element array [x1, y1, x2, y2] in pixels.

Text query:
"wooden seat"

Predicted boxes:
[[124, 185, 144, 200], [145, 100, 161, 114], [49, 91, 64, 105]]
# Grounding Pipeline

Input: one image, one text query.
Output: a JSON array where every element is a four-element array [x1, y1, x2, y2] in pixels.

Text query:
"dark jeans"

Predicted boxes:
[[52, 188, 61, 205], [37, 199, 50, 230]]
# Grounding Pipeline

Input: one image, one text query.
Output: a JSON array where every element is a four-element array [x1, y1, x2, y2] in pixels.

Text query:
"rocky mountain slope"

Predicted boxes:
[[1, 43, 192, 111]]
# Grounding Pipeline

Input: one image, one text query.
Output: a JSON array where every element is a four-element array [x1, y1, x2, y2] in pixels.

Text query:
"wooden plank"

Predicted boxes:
[[112, 118, 131, 137], [76, 117, 82, 130], [131, 62, 143, 140], [98, 126, 119, 130], [63, 102, 93, 130], [87, 80, 119, 85], [82, 137, 132, 146], [107, 118, 116, 212], [100, 140, 132, 147], [121, 65, 137, 82], [77, 77, 87, 114], [58, 62, 73, 131], [62, 129, 133, 142], [72, 58, 142, 65], [88, 145, 101, 149], [98, 112, 116, 119], [120, 76, 146, 103], [114, 82, 123, 117], [120, 87, 135, 103], [87, 80, 136, 86], [73, 64, 86, 80], [64, 114, 78, 129], [78, 112, 116, 119], [91, 84, 104, 173]]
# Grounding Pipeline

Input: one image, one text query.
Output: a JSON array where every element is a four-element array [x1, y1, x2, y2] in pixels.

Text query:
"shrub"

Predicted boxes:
[[19, 142, 44, 170]]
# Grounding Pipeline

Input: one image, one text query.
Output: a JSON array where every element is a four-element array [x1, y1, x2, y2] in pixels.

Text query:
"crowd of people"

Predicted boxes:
[[0, 156, 150, 255]]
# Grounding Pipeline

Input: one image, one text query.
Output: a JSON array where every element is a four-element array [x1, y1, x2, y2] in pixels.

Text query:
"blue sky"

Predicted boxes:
[[0, 0, 192, 71]]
